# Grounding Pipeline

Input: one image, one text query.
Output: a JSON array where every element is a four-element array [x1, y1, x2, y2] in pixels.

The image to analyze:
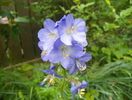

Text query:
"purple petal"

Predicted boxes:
[[61, 57, 74, 69], [38, 29, 49, 41], [70, 82, 79, 100], [48, 49, 62, 63], [37, 68, 64, 78], [74, 18, 87, 32], [57, 20, 66, 36], [38, 41, 44, 50], [80, 81, 88, 88], [69, 64, 78, 75], [69, 43, 84, 58], [54, 74, 64, 78], [72, 32, 87, 47], [46, 39, 63, 63], [79, 53, 92, 62], [60, 33, 72, 45], [50, 65, 55, 70], [43, 19, 55, 31], [70, 83, 78, 94], [55, 15, 66, 27], [66, 14, 74, 28], [37, 68, 51, 74], [40, 82, 45, 87], [41, 53, 49, 61], [54, 38, 64, 49]]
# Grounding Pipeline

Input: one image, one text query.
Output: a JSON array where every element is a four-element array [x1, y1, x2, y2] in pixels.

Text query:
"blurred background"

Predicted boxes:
[[0, 0, 132, 100]]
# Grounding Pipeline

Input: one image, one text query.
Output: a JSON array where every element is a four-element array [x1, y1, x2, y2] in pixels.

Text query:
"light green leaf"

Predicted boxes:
[[120, 6, 132, 18], [14, 17, 29, 23]]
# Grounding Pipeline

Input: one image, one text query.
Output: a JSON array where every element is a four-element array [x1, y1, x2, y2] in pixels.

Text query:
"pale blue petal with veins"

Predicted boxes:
[[38, 19, 59, 61], [70, 81, 88, 100], [69, 53, 92, 75], [47, 39, 84, 69], [58, 14, 88, 46]]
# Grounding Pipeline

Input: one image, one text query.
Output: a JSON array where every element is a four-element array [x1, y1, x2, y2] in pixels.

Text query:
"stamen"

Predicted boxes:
[[48, 33, 58, 38], [78, 88, 85, 98], [80, 88, 85, 91], [61, 46, 68, 51], [40, 77, 49, 86], [71, 26, 76, 31], [66, 29, 72, 35], [65, 27, 76, 35], [49, 78, 55, 85], [76, 61, 86, 71], [63, 54, 70, 59], [42, 50, 47, 56], [79, 66, 85, 71]]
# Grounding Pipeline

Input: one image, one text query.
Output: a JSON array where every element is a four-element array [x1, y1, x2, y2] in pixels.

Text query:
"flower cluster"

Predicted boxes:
[[38, 14, 92, 99]]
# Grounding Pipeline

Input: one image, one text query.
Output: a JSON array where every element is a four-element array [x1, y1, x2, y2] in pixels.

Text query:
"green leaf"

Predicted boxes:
[[120, 6, 132, 18], [0, 1, 13, 6], [103, 22, 119, 31], [14, 17, 29, 23], [105, 0, 111, 6], [18, 91, 25, 100]]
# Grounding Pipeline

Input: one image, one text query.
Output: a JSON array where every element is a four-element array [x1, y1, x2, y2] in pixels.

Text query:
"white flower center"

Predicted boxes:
[[65, 26, 76, 35], [48, 33, 58, 38], [76, 61, 86, 71]]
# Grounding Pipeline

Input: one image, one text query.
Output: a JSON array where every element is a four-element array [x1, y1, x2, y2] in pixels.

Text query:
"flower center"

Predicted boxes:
[[48, 33, 58, 38], [76, 61, 86, 71], [64, 54, 70, 59], [71, 26, 76, 31], [49, 78, 55, 85], [61, 46, 70, 59], [65, 26, 76, 35], [42, 50, 47, 56], [61, 46, 67, 51], [79, 66, 85, 71]]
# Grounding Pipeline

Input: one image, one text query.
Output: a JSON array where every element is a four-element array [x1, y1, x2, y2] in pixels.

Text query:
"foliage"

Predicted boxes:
[[0, 0, 30, 66], [60, 0, 132, 63], [0, 1, 29, 37], [30, 0, 73, 26], [0, 0, 132, 100], [31, 0, 132, 63], [0, 60, 132, 100]]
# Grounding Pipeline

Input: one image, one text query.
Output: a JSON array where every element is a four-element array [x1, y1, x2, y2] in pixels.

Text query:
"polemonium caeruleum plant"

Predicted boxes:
[[38, 14, 92, 100]]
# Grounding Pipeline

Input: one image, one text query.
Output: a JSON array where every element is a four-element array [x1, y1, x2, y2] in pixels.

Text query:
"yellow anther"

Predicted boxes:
[[65, 54, 70, 57], [63, 54, 70, 59], [65, 26, 76, 35], [79, 66, 85, 71], [71, 26, 76, 31], [42, 50, 47, 56], [49, 78, 55, 85], [48, 33, 57, 38], [80, 88, 85, 92], [78, 88, 85, 98], [80, 92, 85, 95], [66, 29, 72, 34]]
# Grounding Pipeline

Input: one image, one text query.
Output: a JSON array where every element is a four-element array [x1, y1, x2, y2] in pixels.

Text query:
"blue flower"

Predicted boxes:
[[70, 81, 88, 100], [58, 14, 88, 46], [38, 65, 63, 78], [40, 82, 45, 87], [38, 19, 59, 61], [69, 53, 92, 75], [55, 15, 66, 28], [38, 65, 63, 86], [47, 39, 84, 69]]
